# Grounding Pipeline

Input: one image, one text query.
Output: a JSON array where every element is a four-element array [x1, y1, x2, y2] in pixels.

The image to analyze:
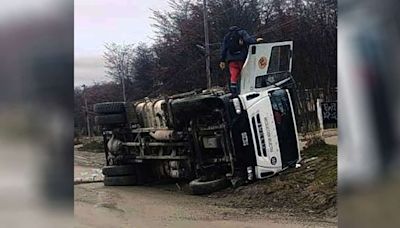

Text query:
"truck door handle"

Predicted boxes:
[[246, 93, 259, 100]]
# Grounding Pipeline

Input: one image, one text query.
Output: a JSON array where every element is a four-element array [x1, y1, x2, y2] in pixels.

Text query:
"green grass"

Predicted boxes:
[[211, 143, 338, 218], [79, 140, 104, 152], [304, 143, 337, 158]]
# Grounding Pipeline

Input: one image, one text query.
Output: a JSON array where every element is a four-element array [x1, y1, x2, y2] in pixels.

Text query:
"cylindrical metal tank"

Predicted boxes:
[[135, 101, 147, 127], [153, 99, 167, 128], [134, 98, 168, 129], [144, 100, 155, 128]]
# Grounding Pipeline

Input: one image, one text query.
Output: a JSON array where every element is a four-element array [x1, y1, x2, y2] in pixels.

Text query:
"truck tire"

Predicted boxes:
[[94, 102, 126, 114], [95, 113, 126, 126], [104, 175, 137, 186], [189, 177, 230, 195], [171, 95, 224, 116], [102, 165, 136, 176]]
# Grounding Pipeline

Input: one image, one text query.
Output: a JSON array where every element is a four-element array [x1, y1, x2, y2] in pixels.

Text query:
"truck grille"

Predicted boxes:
[[251, 117, 261, 156], [252, 114, 267, 157]]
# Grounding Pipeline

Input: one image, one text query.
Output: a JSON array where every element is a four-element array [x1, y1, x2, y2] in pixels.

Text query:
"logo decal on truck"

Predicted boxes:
[[258, 56, 268, 69]]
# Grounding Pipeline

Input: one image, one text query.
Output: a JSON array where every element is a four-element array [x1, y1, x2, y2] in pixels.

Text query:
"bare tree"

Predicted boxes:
[[103, 42, 135, 101], [77, 0, 337, 134]]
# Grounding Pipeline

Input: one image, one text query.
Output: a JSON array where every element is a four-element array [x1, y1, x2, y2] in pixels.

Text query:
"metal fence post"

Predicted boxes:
[[316, 98, 324, 137]]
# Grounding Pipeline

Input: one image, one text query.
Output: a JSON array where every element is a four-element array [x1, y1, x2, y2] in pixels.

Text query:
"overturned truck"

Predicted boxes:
[[94, 41, 301, 194]]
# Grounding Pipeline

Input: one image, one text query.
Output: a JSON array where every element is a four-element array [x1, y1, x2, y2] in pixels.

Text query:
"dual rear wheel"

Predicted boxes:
[[102, 165, 137, 186], [94, 102, 127, 126], [102, 165, 231, 194]]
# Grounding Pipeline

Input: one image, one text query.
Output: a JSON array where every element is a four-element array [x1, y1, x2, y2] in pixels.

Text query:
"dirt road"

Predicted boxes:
[[75, 183, 334, 228], [74, 135, 337, 227]]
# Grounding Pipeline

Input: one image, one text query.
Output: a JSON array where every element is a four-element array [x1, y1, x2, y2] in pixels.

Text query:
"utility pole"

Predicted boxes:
[[121, 75, 127, 102], [203, 0, 211, 89], [120, 50, 127, 102], [82, 84, 91, 139]]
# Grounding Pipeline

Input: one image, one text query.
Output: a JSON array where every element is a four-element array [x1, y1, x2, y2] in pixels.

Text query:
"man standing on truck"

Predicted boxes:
[[219, 26, 261, 94]]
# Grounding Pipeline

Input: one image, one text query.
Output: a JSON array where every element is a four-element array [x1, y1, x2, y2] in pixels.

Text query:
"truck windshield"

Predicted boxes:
[[269, 89, 299, 165]]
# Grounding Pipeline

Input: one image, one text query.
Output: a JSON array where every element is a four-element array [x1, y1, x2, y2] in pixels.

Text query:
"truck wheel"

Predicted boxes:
[[171, 95, 224, 116], [102, 165, 136, 176], [189, 177, 230, 195], [95, 113, 126, 126], [94, 102, 126, 114], [103, 175, 137, 186]]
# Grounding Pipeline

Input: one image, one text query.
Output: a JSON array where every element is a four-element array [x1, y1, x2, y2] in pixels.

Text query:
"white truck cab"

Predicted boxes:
[[237, 41, 301, 179]]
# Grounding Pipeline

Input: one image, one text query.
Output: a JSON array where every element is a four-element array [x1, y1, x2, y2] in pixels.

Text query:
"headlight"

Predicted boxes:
[[247, 166, 253, 180], [233, 98, 241, 114]]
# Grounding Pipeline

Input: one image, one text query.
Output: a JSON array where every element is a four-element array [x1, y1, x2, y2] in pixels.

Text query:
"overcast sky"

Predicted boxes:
[[74, 0, 171, 86]]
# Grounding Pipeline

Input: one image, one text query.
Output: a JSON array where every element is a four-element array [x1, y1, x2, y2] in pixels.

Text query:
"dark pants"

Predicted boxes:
[[230, 82, 238, 95]]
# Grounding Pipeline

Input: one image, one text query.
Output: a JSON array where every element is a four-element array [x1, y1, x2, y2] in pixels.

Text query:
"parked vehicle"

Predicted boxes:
[[94, 41, 301, 194]]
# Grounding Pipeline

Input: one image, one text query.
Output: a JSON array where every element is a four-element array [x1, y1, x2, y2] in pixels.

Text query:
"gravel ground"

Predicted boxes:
[[75, 182, 336, 227], [74, 140, 337, 227]]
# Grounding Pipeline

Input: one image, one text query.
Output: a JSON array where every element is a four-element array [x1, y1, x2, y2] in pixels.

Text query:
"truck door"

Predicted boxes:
[[240, 41, 293, 95]]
